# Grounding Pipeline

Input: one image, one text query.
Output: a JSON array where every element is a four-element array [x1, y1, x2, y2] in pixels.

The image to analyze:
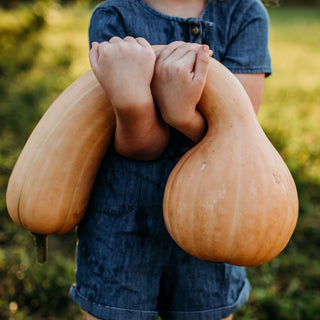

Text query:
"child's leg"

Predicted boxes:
[[85, 312, 100, 320], [85, 311, 233, 320]]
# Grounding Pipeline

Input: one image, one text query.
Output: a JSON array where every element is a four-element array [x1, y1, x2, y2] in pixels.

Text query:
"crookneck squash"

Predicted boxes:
[[163, 57, 298, 266], [6, 47, 298, 265]]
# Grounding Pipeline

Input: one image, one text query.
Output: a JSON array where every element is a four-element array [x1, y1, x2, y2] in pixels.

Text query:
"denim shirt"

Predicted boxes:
[[88, 0, 272, 152], [89, 0, 272, 76]]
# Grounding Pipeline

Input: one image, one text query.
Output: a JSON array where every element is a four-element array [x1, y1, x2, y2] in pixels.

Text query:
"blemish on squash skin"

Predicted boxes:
[[273, 172, 281, 184], [201, 161, 207, 170]]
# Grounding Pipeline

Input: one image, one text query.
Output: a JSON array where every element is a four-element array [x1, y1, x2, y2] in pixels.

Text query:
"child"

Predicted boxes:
[[69, 1, 272, 319]]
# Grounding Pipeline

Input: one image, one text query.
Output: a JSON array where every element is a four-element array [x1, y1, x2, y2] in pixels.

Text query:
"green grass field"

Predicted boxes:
[[0, 3, 320, 320], [261, 7, 320, 189]]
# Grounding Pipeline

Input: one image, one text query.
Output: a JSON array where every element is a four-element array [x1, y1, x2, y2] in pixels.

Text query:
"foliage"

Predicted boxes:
[[1, 0, 319, 10], [0, 3, 319, 320], [280, 0, 320, 6], [0, 2, 90, 319], [237, 6, 320, 319], [0, 229, 82, 320], [0, 0, 101, 10]]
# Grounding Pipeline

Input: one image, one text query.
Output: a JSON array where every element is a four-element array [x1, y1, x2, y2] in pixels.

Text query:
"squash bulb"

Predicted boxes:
[[163, 58, 299, 267]]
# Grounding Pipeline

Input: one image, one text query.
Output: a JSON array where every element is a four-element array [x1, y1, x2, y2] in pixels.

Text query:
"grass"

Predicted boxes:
[[260, 6, 320, 192]]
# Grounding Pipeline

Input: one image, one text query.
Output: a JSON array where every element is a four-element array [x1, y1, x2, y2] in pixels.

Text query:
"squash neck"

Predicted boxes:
[[198, 58, 257, 130]]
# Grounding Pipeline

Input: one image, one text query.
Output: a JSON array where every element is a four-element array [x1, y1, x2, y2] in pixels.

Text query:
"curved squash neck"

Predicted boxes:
[[198, 58, 258, 131]]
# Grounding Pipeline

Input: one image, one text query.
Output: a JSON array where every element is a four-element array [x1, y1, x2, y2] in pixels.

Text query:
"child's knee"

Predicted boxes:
[[85, 311, 101, 320]]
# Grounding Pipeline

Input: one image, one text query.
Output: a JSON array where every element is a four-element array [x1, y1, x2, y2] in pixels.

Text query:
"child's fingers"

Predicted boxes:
[[109, 36, 122, 44], [161, 43, 201, 71], [174, 48, 198, 70], [193, 45, 211, 83], [89, 41, 100, 68], [169, 43, 199, 61], [90, 41, 99, 49], [123, 36, 137, 43], [166, 44, 203, 76], [135, 37, 151, 47], [155, 41, 185, 60], [98, 41, 110, 58]]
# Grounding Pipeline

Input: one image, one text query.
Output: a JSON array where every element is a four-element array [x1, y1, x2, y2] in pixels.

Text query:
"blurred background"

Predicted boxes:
[[0, 0, 319, 319]]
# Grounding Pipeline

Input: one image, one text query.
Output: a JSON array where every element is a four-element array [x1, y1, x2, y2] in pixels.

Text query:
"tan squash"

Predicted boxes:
[[163, 57, 299, 266], [6, 69, 115, 236], [6, 47, 298, 265]]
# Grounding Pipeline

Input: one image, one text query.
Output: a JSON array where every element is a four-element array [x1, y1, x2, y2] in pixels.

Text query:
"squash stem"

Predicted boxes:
[[33, 233, 48, 264]]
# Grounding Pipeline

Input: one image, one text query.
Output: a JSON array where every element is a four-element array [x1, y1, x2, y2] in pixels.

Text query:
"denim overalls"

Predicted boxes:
[[70, 0, 272, 319]]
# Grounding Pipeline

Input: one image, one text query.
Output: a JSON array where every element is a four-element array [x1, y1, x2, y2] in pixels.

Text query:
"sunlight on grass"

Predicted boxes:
[[37, 3, 92, 87], [257, 7, 320, 185]]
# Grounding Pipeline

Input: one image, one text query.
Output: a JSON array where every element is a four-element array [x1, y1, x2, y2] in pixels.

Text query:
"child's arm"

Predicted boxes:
[[89, 37, 169, 161], [152, 42, 265, 143], [151, 42, 212, 143]]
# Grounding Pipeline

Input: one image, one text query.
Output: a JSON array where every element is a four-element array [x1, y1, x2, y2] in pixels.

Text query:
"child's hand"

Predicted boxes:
[[89, 37, 156, 109], [151, 41, 212, 142], [89, 37, 169, 161]]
